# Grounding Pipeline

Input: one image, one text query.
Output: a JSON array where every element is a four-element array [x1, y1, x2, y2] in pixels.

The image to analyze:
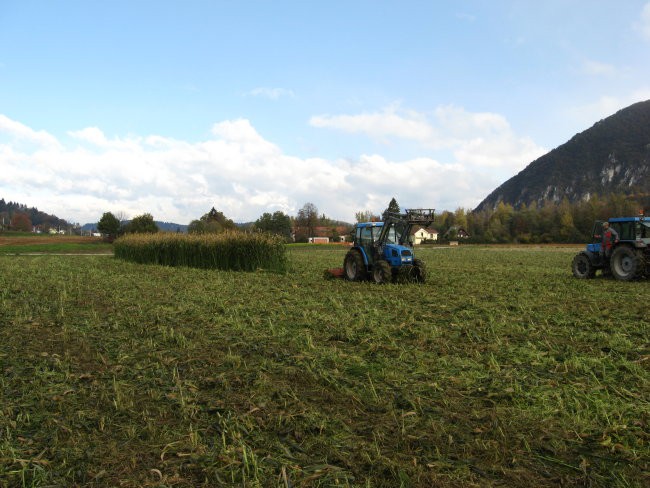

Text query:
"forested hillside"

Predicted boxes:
[[476, 100, 650, 211], [0, 198, 71, 231]]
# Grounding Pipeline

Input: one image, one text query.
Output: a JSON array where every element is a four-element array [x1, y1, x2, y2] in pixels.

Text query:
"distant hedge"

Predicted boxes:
[[114, 232, 288, 272]]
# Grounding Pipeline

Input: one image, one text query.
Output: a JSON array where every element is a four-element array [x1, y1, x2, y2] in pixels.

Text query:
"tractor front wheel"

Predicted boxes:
[[572, 252, 595, 279], [610, 246, 645, 281], [344, 250, 366, 281], [373, 260, 392, 284]]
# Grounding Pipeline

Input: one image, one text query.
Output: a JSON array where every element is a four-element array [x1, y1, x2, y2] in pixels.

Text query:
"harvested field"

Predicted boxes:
[[0, 245, 647, 487]]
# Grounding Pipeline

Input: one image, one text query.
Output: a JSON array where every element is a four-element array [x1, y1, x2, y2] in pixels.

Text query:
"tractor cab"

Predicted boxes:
[[375, 218, 414, 267]]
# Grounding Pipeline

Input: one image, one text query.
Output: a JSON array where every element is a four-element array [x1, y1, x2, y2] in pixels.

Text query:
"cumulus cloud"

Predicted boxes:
[[0, 114, 60, 148], [311, 104, 545, 174], [68, 127, 109, 146], [0, 106, 545, 225]]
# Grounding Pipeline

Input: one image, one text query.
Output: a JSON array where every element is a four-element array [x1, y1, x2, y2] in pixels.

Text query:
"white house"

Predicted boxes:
[[411, 227, 438, 245], [308, 237, 330, 244]]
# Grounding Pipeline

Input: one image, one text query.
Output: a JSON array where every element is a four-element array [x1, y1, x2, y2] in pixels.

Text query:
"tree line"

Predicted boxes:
[[6, 193, 647, 244], [0, 198, 72, 232], [95, 203, 351, 243], [436, 193, 646, 244]]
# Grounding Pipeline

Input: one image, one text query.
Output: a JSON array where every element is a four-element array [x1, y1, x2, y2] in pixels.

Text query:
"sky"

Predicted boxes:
[[1, 1, 650, 225]]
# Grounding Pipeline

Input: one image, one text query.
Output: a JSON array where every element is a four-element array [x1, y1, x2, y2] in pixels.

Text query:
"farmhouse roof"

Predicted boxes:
[[410, 226, 438, 235]]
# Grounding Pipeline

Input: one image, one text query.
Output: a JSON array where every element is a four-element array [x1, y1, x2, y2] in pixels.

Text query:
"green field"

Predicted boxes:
[[0, 245, 648, 487]]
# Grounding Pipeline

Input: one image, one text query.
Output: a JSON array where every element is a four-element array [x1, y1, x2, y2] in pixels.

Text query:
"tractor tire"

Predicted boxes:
[[610, 246, 645, 281], [372, 260, 392, 284], [412, 259, 427, 283], [572, 252, 595, 279], [344, 249, 366, 281]]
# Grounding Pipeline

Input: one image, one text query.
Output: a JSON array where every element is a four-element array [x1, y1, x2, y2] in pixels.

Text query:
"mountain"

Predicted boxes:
[[475, 100, 650, 212]]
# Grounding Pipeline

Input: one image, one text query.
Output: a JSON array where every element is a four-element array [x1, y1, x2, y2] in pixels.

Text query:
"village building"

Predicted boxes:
[[410, 226, 439, 245]]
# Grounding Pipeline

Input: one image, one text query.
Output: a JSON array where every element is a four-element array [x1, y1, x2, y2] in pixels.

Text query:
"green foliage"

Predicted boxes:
[[0, 247, 647, 486], [188, 207, 237, 234], [114, 231, 288, 272], [354, 210, 379, 223], [437, 193, 645, 244], [295, 202, 318, 241], [97, 211, 121, 237], [384, 197, 401, 215], [123, 213, 159, 234], [0, 197, 70, 230], [254, 211, 292, 241]]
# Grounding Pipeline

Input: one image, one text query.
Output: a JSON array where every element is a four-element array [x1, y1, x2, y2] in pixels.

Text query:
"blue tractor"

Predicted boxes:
[[343, 209, 435, 283], [572, 216, 650, 281]]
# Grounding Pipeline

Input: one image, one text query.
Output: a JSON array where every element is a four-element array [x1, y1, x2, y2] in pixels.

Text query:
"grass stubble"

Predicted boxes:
[[0, 245, 648, 487]]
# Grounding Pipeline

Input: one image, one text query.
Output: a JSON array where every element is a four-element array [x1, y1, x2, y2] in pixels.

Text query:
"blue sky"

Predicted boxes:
[[1, 1, 650, 225]]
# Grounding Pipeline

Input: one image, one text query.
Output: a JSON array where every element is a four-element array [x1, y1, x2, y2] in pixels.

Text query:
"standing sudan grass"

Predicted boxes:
[[114, 232, 288, 272]]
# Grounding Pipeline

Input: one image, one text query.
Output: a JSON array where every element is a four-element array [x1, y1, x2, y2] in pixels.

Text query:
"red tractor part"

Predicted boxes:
[[324, 267, 345, 279]]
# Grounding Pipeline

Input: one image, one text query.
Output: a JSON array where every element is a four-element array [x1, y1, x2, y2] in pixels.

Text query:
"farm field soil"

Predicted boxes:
[[0, 246, 647, 487], [0, 235, 110, 254], [0, 235, 103, 246]]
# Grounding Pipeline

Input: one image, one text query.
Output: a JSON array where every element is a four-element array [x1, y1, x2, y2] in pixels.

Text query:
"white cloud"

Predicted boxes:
[[567, 91, 650, 127], [310, 106, 436, 143], [311, 104, 546, 174], [0, 108, 545, 225], [248, 87, 295, 100], [0, 114, 60, 148], [68, 127, 108, 146]]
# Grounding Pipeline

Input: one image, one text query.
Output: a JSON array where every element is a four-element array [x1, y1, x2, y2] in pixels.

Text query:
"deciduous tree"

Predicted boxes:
[[188, 207, 237, 234], [97, 212, 121, 239], [123, 213, 159, 234], [255, 211, 292, 241], [296, 202, 318, 239], [10, 212, 31, 232], [355, 210, 378, 223]]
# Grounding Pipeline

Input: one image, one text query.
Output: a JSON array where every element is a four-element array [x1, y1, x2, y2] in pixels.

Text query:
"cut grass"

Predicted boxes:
[[0, 246, 647, 487]]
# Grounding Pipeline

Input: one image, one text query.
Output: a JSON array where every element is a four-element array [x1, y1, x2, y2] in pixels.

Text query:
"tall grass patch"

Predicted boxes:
[[114, 232, 288, 272]]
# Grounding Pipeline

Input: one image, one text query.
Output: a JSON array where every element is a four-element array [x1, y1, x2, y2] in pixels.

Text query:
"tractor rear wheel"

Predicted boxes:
[[344, 249, 366, 281], [572, 252, 595, 279], [373, 260, 392, 284], [610, 246, 645, 281], [412, 259, 427, 283]]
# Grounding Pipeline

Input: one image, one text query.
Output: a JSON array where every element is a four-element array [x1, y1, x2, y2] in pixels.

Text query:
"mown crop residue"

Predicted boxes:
[[0, 247, 647, 487]]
